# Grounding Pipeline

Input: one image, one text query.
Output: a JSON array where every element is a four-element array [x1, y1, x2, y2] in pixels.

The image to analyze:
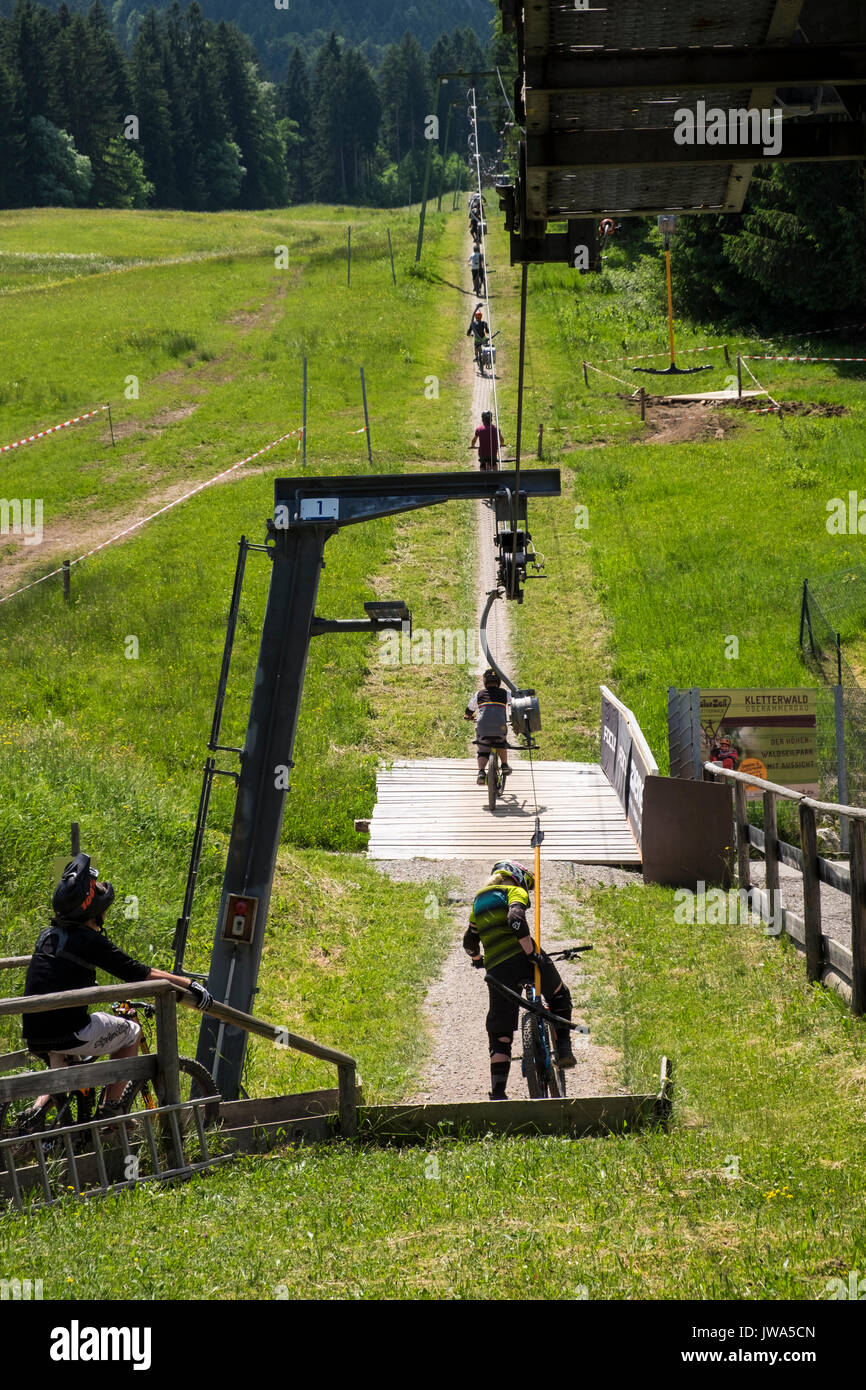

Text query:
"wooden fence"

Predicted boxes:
[[0, 965, 358, 1137], [705, 761, 866, 1014]]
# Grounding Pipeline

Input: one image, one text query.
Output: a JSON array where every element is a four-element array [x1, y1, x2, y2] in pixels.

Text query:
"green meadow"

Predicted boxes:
[[2, 202, 865, 1299]]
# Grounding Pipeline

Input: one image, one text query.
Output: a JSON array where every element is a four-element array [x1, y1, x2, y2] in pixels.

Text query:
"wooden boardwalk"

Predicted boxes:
[[367, 758, 641, 864]]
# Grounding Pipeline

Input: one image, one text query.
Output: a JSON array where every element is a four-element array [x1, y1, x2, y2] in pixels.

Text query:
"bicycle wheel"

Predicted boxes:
[[487, 751, 498, 811], [521, 1010, 547, 1099], [0, 1089, 95, 1158], [541, 1020, 566, 1099], [120, 1057, 221, 1129]]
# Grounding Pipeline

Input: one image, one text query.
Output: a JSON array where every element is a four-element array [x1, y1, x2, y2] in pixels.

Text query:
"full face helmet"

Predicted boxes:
[[482, 668, 501, 688], [492, 861, 535, 892], [52, 853, 115, 923]]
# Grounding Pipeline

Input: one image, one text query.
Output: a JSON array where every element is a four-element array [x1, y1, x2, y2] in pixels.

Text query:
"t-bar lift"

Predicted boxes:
[[196, 469, 560, 1098]]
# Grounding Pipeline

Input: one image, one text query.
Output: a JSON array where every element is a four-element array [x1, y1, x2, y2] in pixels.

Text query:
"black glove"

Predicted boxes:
[[186, 980, 213, 1011]]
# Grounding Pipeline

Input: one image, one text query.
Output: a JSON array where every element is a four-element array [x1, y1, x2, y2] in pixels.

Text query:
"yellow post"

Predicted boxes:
[[534, 841, 541, 992], [665, 249, 676, 366]]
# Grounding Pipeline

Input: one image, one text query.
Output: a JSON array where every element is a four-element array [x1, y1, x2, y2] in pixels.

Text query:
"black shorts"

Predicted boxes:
[[485, 951, 564, 1039]]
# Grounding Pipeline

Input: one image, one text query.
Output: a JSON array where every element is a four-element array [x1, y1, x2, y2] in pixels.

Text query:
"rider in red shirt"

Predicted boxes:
[[471, 411, 504, 471]]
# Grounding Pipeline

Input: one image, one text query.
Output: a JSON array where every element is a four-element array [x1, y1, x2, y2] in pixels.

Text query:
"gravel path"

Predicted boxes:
[[371, 857, 637, 1103], [367, 239, 638, 1102]]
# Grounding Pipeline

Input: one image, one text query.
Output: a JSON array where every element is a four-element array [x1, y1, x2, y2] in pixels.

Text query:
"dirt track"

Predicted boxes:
[[370, 228, 635, 1103]]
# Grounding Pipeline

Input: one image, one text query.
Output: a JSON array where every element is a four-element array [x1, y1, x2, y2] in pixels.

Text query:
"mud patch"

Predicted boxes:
[[639, 401, 740, 446]]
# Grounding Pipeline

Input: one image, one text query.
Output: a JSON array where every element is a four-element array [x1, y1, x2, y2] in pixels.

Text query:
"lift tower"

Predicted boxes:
[[196, 469, 561, 1098]]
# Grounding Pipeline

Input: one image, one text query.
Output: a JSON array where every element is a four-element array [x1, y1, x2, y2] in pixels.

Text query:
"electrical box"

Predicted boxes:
[[221, 893, 258, 944]]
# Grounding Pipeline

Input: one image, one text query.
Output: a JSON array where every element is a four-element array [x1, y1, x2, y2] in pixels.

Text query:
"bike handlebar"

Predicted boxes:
[[483, 972, 590, 1034]]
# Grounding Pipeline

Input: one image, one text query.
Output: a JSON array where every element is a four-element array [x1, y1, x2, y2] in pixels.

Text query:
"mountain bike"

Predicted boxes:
[[470, 735, 519, 811], [0, 1000, 219, 1155], [487, 947, 593, 1099], [476, 331, 500, 377]]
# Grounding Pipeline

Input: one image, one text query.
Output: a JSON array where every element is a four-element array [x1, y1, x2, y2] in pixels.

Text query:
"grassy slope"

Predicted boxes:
[[0, 206, 470, 1097], [3, 206, 866, 1300]]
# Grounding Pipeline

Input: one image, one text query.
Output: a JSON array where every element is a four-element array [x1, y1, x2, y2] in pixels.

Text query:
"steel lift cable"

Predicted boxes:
[[469, 87, 502, 454]]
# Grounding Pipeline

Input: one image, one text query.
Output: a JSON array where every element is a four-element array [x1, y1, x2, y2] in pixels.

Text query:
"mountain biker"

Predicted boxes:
[[467, 307, 489, 367], [468, 246, 485, 295], [22, 852, 213, 1120], [463, 861, 575, 1099], [470, 409, 503, 471], [464, 668, 512, 783]]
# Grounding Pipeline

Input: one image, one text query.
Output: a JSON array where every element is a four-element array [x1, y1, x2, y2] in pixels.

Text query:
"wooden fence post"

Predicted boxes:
[[763, 790, 781, 932], [736, 354, 743, 399], [154, 986, 182, 1165], [536, 422, 543, 459], [582, 361, 588, 386], [850, 818, 866, 1015], [639, 387, 647, 422], [62, 560, 71, 602], [338, 1061, 358, 1137], [799, 802, 823, 983], [735, 780, 750, 896]]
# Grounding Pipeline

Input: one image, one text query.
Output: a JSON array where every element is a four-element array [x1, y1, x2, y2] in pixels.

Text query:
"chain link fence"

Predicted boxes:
[[800, 568, 866, 814]]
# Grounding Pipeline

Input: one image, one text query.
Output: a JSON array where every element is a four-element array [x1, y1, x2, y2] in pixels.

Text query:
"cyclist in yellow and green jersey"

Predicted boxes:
[[463, 861, 574, 1099]]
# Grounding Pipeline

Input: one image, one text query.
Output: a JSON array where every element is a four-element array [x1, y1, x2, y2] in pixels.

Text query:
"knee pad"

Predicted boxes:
[[550, 982, 572, 1018], [488, 1033, 512, 1059]]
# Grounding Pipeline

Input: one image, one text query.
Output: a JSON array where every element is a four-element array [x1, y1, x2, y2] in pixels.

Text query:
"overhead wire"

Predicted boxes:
[[467, 88, 544, 885]]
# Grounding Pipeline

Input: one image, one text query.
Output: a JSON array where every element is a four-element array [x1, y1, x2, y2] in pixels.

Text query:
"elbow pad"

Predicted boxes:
[[507, 904, 531, 940], [463, 926, 481, 955]]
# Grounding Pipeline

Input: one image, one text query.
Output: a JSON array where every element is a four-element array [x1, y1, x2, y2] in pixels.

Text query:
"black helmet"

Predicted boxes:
[[481, 410, 492, 425], [52, 852, 115, 922], [482, 668, 501, 688]]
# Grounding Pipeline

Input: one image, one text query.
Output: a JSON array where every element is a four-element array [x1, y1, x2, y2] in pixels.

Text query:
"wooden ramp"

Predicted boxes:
[[367, 758, 640, 864]]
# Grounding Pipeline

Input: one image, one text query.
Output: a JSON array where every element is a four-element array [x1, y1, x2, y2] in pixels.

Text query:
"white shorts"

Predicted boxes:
[[49, 1012, 141, 1067]]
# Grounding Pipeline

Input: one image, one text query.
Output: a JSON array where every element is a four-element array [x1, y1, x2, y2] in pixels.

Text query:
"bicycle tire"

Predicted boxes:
[[521, 1010, 547, 1099], [0, 1089, 95, 1159], [541, 1020, 566, 1099], [487, 750, 498, 811], [120, 1056, 220, 1129]]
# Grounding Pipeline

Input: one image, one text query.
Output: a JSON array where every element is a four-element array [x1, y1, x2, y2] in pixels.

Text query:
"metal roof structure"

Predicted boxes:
[[497, 0, 866, 259]]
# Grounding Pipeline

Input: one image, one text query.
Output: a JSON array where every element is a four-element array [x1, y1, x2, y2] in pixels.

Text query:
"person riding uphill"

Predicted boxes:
[[464, 861, 575, 1100]]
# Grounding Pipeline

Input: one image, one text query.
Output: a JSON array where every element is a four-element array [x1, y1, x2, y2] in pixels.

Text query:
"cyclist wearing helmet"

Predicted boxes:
[[463, 861, 575, 1098], [465, 668, 512, 783], [470, 410, 504, 472], [22, 852, 212, 1120], [466, 306, 490, 368]]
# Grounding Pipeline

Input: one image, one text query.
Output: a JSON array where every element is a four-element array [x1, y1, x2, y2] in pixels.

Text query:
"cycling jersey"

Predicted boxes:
[[464, 873, 531, 969], [23, 921, 152, 1047], [473, 423, 503, 463], [467, 685, 511, 742]]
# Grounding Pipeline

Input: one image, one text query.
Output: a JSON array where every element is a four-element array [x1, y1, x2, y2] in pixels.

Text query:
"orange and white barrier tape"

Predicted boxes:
[[593, 344, 724, 365], [1, 405, 109, 455], [0, 426, 303, 606], [743, 354, 866, 363]]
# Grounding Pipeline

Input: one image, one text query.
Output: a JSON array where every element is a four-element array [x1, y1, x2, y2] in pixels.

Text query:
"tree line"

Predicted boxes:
[[0, 0, 505, 210]]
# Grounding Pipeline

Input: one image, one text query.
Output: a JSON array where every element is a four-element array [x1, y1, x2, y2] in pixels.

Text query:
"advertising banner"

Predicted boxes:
[[699, 688, 819, 796]]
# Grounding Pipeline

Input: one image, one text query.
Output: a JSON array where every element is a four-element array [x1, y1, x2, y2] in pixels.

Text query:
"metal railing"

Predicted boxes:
[[705, 761, 866, 1014]]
